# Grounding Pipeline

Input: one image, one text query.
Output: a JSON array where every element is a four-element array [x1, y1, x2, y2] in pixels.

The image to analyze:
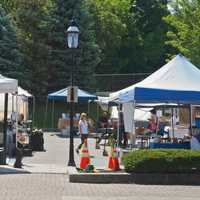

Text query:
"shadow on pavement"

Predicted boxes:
[[0, 166, 30, 174], [55, 133, 80, 139]]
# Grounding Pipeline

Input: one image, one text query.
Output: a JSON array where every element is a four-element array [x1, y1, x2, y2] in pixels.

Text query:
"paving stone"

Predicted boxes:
[[1, 132, 200, 200], [0, 174, 200, 200]]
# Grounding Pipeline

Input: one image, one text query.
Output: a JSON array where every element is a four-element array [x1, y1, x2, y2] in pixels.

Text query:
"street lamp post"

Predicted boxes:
[[67, 19, 79, 166]]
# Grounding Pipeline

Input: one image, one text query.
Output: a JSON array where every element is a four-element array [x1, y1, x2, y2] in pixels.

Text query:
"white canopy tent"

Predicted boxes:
[[119, 54, 200, 104], [107, 54, 200, 146], [0, 86, 32, 121], [0, 75, 18, 94], [109, 54, 200, 104], [0, 75, 18, 163]]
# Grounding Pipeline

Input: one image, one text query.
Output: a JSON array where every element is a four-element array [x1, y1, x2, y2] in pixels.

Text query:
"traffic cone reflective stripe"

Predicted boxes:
[[108, 147, 120, 171], [80, 143, 90, 169]]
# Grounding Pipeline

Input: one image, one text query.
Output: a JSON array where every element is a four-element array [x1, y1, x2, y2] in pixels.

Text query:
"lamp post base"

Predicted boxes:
[[68, 160, 76, 167]]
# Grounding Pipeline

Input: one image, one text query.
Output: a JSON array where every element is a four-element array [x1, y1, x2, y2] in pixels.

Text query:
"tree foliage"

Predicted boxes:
[[46, 0, 100, 92], [1, 0, 200, 96], [88, 0, 170, 74], [0, 0, 16, 13], [0, 5, 23, 79], [124, 0, 170, 73], [165, 0, 200, 67], [87, 0, 130, 73], [13, 0, 50, 96]]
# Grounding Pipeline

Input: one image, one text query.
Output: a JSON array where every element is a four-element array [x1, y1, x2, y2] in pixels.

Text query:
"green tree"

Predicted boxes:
[[88, 0, 170, 75], [0, 0, 16, 13], [0, 5, 23, 79], [14, 0, 51, 96], [87, 0, 130, 74], [165, 0, 200, 67], [122, 0, 170, 73], [46, 0, 100, 92]]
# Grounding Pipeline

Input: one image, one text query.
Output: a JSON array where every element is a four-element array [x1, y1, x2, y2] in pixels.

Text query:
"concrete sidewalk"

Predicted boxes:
[[3, 132, 112, 174]]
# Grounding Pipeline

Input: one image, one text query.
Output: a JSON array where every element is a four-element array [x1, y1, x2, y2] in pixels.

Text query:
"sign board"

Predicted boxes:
[[67, 86, 78, 103]]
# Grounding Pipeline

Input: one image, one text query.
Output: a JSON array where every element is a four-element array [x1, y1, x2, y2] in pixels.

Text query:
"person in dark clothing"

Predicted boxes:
[[118, 111, 129, 147], [13, 114, 25, 168], [98, 112, 109, 128], [13, 129, 24, 168]]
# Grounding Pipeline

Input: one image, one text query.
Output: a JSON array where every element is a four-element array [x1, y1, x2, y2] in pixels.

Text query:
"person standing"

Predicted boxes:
[[76, 113, 89, 153], [13, 113, 25, 168], [98, 112, 109, 128]]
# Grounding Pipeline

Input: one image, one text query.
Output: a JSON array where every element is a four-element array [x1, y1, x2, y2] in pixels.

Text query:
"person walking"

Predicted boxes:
[[76, 113, 89, 153]]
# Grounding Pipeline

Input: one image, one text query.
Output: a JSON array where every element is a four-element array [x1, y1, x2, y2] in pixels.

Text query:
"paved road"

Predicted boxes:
[[0, 174, 200, 200], [1, 132, 200, 200]]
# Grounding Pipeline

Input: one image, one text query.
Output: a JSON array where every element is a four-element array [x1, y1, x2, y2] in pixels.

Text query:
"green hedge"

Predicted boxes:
[[122, 149, 200, 173]]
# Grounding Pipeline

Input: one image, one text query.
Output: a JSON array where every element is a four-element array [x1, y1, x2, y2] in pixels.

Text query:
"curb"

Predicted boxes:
[[68, 167, 200, 185], [68, 167, 133, 183], [133, 173, 200, 185]]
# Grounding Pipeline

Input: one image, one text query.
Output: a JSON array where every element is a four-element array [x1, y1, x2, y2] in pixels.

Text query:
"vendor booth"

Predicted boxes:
[[46, 87, 97, 133], [0, 86, 33, 121], [0, 74, 18, 164], [111, 54, 200, 149]]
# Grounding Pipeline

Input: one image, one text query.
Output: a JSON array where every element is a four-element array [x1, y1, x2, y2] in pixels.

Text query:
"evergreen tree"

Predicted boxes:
[[0, 0, 16, 13], [14, 0, 50, 96], [0, 5, 23, 79], [47, 0, 100, 92]]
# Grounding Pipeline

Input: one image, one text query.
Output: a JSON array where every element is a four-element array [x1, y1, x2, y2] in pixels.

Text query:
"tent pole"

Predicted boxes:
[[32, 97, 36, 127], [23, 99, 25, 120], [15, 94, 18, 149], [51, 100, 55, 128], [171, 108, 175, 138], [189, 104, 193, 135], [87, 100, 90, 116], [12, 94, 14, 112], [43, 98, 49, 129], [26, 98, 29, 120], [97, 102, 99, 124], [2, 93, 8, 164], [131, 101, 136, 148], [117, 103, 120, 147]]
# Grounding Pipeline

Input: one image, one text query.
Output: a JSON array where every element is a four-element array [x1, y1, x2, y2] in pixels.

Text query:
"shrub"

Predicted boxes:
[[122, 149, 200, 173]]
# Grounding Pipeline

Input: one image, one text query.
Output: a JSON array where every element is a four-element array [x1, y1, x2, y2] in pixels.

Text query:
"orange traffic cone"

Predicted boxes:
[[108, 146, 120, 171], [80, 140, 90, 169]]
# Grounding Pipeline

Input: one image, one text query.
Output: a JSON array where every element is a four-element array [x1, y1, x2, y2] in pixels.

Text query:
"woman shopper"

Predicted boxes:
[[76, 113, 89, 153]]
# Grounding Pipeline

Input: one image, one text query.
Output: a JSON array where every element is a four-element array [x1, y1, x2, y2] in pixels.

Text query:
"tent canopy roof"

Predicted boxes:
[[117, 54, 200, 104], [48, 87, 97, 102], [18, 87, 32, 97], [0, 74, 18, 93]]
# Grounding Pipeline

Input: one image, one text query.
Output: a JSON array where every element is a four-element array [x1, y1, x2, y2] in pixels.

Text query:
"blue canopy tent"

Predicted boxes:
[[48, 88, 97, 102], [45, 88, 97, 128], [119, 54, 200, 104], [115, 54, 200, 147]]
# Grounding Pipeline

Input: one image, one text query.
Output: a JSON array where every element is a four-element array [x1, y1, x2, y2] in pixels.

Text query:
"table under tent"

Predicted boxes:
[[45, 87, 97, 134], [89, 96, 152, 152], [108, 54, 200, 149], [0, 74, 18, 164]]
